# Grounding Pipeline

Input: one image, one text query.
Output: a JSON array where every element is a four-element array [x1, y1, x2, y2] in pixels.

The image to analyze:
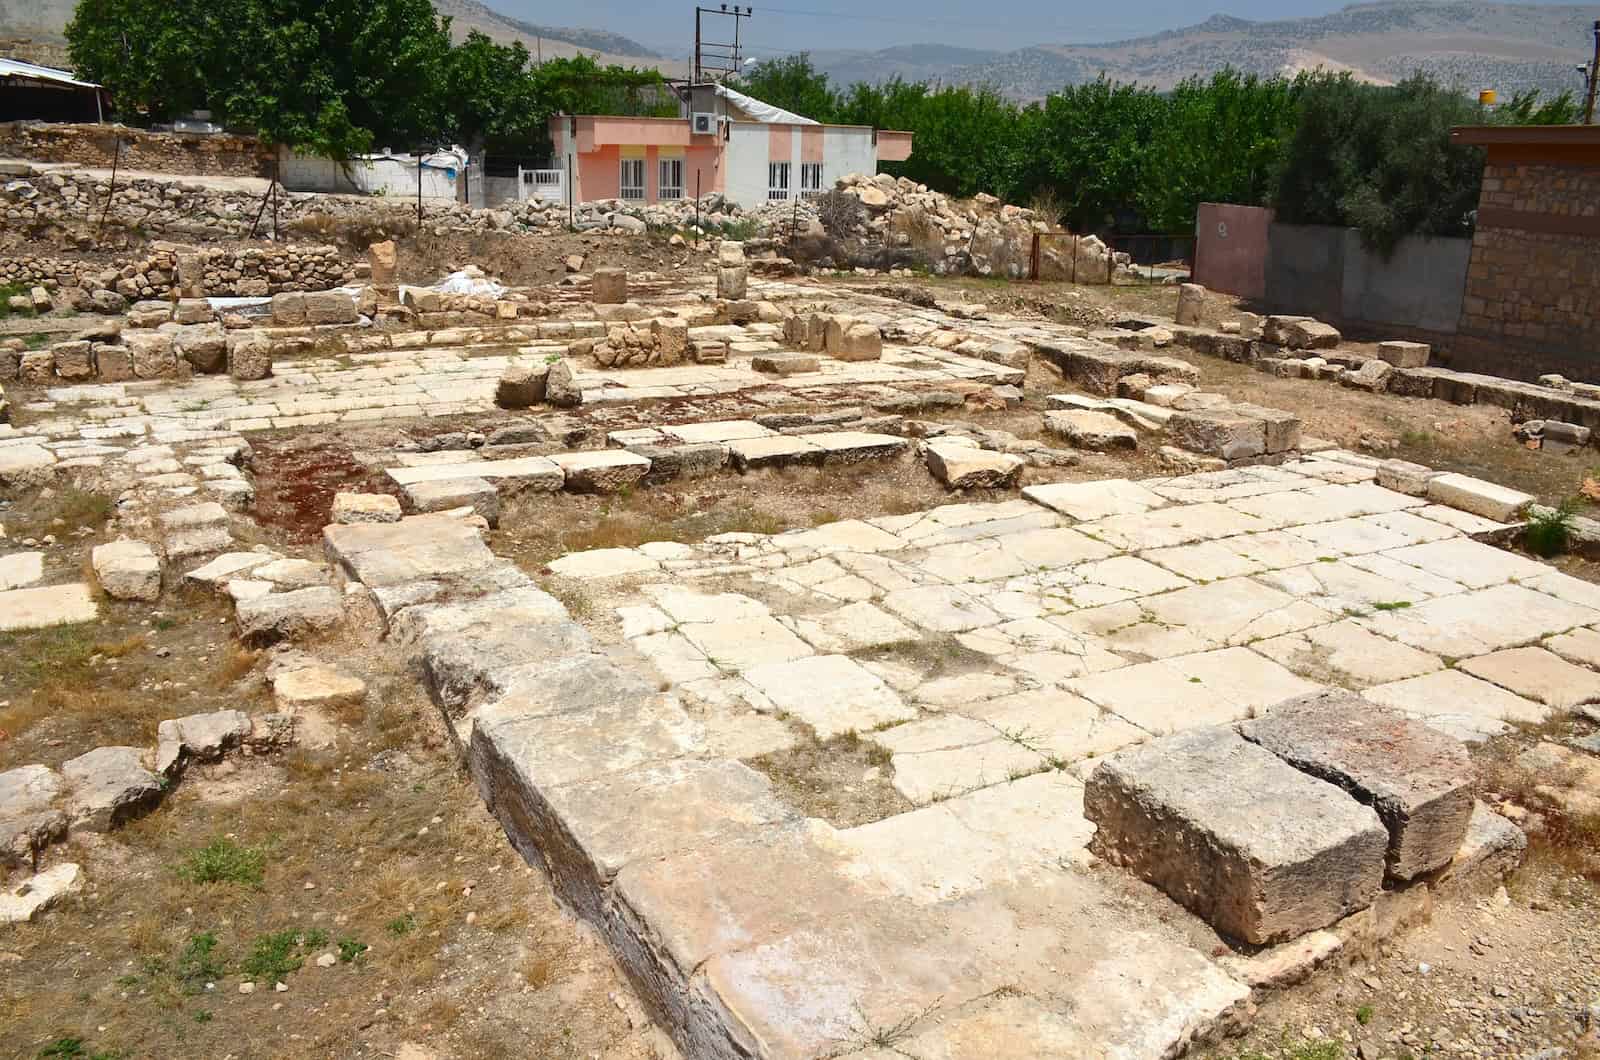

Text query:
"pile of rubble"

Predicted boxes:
[[0, 240, 356, 301]]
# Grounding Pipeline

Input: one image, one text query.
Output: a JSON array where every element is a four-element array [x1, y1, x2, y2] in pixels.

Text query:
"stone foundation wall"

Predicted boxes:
[[1459, 162, 1600, 371], [0, 243, 356, 300], [0, 122, 271, 178]]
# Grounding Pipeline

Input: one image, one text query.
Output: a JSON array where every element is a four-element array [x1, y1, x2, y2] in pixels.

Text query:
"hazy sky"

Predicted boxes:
[[492, 0, 1377, 55]]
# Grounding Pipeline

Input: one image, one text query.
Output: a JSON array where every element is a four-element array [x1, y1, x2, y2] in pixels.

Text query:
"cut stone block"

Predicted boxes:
[[331, 491, 401, 524], [661, 420, 773, 444], [1167, 410, 1267, 460], [0, 583, 97, 632], [0, 764, 66, 869], [402, 476, 499, 524], [1044, 409, 1137, 451], [1376, 459, 1437, 497], [1377, 340, 1430, 368], [1231, 402, 1302, 454], [553, 450, 651, 493], [60, 746, 162, 832], [387, 456, 561, 492], [1362, 669, 1545, 742], [0, 863, 82, 924], [1457, 646, 1600, 709], [91, 538, 162, 601], [547, 547, 660, 578], [1426, 472, 1532, 522], [751, 352, 819, 375], [591, 268, 627, 304], [925, 441, 1023, 490], [153, 710, 252, 774], [272, 664, 368, 711], [235, 586, 343, 643], [495, 362, 548, 408], [1085, 726, 1387, 944], [804, 431, 906, 465], [726, 434, 825, 471], [0, 443, 57, 487], [1239, 691, 1474, 880]]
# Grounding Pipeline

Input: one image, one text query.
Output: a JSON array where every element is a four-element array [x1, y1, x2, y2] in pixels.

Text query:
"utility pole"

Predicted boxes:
[[1585, 19, 1600, 124], [694, 5, 752, 83]]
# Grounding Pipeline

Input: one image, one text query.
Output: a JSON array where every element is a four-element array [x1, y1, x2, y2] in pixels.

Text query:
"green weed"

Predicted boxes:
[[177, 838, 266, 886], [1525, 497, 1583, 558]]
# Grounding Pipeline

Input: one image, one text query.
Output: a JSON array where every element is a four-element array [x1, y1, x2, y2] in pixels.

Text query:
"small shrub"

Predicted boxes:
[[1355, 1003, 1374, 1025], [240, 930, 306, 980], [337, 937, 368, 963], [176, 932, 226, 986], [1525, 497, 1584, 558], [177, 838, 266, 886], [386, 914, 416, 936]]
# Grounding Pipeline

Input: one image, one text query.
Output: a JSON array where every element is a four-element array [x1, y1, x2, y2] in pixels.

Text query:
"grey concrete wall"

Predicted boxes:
[[1264, 223, 1469, 334], [1339, 230, 1470, 335]]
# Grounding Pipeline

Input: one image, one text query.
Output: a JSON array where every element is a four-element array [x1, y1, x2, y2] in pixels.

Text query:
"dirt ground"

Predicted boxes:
[[0, 482, 673, 1060]]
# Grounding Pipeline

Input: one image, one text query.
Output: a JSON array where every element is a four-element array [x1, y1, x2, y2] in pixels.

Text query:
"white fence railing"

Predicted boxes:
[[519, 168, 564, 203]]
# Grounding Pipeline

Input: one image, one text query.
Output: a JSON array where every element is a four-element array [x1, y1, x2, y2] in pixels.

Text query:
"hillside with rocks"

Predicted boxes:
[[809, 1, 1594, 99]]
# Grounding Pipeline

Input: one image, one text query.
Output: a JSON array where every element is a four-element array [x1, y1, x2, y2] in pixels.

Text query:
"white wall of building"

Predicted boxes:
[[720, 124, 882, 210], [278, 148, 464, 199]]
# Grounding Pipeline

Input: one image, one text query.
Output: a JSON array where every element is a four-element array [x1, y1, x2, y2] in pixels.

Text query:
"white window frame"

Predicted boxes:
[[767, 161, 791, 201], [619, 157, 645, 201], [658, 157, 683, 201], [799, 161, 824, 198]]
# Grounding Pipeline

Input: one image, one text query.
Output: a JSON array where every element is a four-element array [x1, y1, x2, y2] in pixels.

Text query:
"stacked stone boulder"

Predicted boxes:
[[716, 241, 749, 300], [1087, 690, 1478, 945]]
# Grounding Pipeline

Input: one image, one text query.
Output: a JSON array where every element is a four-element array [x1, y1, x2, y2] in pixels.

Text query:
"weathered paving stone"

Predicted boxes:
[[803, 431, 907, 465], [0, 550, 44, 590], [1022, 478, 1167, 521], [0, 583, 97, 632], [271, 665, 368, 712], [681, 615, 814, 673], [0, 764, 67, 868], [751, 352, 819, 375], [331, 491, 401, 524], [1167, 410, 1267, 460], [1362, 668, 1546, 742], [323, 514, 497, 587], [1069, 647, 1317, 735], [184, 551, 277, 588], [60, 746, 163, 832], [1044, 409, 1138, 451], [726, 434, 825, 471], [1239, 691, 1474, 880], [553, 450, 652, 493], [422, 618, 594, 717], [404, 477, 499, 524], [547, 547, 660, 578], [869, 714, 1045, 804], [924, 441, 1024, 490], [235, 586, 343, 643], [154, 710, 252, 774], [91, 539, 162, 602], [1457, 646, 1600, 709], [1426, 472, 1533, 522], [388, 456, 562, 492], [881, 584, 1001, 633], [1085, 726, 1387, 944], [0, 863, 83, 924], [1433, 801, 1526, 893], [1250, 620, 1442, 688], [739, 656, 910, 743]]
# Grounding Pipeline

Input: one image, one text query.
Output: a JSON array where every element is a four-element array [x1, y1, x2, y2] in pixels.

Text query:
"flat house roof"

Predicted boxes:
[[0, 57, 102, 90], [1451, 123, 1600, 166], [554, 114, 914, 158]]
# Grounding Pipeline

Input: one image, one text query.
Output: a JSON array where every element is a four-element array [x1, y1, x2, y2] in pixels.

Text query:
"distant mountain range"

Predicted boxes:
[[807, 2, 1595, 100], [1, 0, 1589, 103]]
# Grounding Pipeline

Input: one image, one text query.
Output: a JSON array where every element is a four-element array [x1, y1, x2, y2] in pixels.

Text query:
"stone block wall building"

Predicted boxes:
[[1453, 125, 1600, 374]]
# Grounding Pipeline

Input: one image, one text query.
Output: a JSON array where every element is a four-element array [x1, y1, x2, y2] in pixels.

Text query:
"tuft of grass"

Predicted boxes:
[[176, 932, 226, 988], [1524, 497, 1584, 559], [177, 838, 266, 886], [387, 913, 417, 936], [1355, 1003, 1374, 1025], [336, 937, 368, 963], [239, 930, 306, 980], [1371, 600, 1412, 612]]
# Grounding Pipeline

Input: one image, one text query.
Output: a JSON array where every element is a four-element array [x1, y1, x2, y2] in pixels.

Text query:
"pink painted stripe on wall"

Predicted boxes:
[[768, 124, 792, 161], [801, 125, 823, 163]]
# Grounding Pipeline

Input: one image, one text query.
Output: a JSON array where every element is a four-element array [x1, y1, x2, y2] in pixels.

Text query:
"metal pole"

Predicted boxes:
[[694, 8, 701, 82], [98, 135, 121, 239], [416, 152, 423, 224], [1585, 19, 1600, 125], [695, 171, 702, 249], [1070, 234, 1077, 285], [567, 155, 574, 228]]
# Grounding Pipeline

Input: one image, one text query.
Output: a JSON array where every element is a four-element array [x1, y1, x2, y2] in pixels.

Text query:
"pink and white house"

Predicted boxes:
[[547, 83, 913, 210]]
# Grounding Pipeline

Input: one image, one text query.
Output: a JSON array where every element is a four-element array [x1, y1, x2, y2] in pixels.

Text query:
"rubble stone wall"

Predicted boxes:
[[0, 122, 272, 177], [1459, 162, 1600, 371], [0, 243, 355, 300]]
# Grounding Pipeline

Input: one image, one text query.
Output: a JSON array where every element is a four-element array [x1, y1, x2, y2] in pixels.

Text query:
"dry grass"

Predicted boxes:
[[1475, 715, 1600, 895], [0, 485, 115, 540], [749, 730, 912, 828]]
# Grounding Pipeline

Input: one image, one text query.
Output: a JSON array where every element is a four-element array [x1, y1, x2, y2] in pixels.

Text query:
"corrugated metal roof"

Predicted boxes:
[[0, 58, 102, 90]]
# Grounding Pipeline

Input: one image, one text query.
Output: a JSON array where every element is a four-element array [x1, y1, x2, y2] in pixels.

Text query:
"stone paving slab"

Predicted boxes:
[[1363, 669, 1546, 741], [0, 583, 97, 632]]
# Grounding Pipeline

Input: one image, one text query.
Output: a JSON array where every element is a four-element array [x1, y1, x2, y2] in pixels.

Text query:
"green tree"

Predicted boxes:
[[731, 54, 843, 123], [441, 31, 543, 154]]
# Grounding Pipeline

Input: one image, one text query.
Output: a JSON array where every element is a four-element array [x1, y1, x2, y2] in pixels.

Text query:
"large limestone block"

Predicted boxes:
[[1167, 410, 1267, 460], [303, 290, 359, 325], [1377, 340, 1430, 368], [651, 317, 689, 363], [1174, 282, 1206, 326], [0, 764, 67, 868], [422, 617, 593, 717], [235, 585, 343, 642], [823, 316, 882, 362], [1238, 691, 1475, 880], [494, 362, 548, 408], [227, 331, 273, 381], [545, 358, 582, 408], [91, 538, 162, 601], [331, 491, 401, 524], [592, 267, 628, 304], [1230, 402, 1302, 453], [404, 477, 499, 525], [716, 264, 748, 300], [124, 332, 177, 379], [270, 291, 307, 325], [1044, 409, 1137, 451], [60, 746, 162, 832], [1426, 472, 1532, 522], [925, 441, 1024, 490], [367, 240, 398, 285], [553, 450, 651, 494], [174, 324, 228, 373], [173, 298, 215, 325], [322, 514, 497, 587], [0, 583, 97, 632], [51, 341, 93, 380], [1263, 315, 1340, 349], [154, 709, 252, 774], [1085, 726, 1387, 944]]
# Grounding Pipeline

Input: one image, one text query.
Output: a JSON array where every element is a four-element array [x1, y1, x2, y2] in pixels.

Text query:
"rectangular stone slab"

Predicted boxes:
[[1238, 690, 1475, 880], [1085, 726, 1387, 944]]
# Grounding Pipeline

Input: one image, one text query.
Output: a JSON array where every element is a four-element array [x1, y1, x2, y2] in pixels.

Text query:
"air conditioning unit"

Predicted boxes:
[[691, 112, 719, 135]]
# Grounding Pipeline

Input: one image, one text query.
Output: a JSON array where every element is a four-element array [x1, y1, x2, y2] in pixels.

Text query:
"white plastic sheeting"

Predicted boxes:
[[715, 84, 818, 126]]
